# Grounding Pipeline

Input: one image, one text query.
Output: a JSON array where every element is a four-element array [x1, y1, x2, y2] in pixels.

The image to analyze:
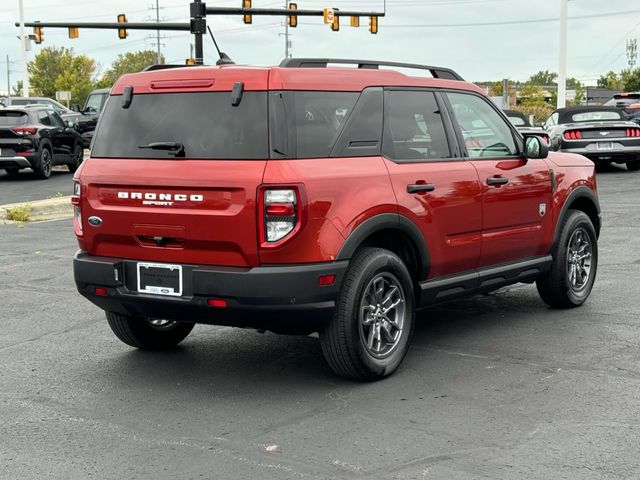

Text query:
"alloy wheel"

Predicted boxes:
[[566, 227, 592, 291]]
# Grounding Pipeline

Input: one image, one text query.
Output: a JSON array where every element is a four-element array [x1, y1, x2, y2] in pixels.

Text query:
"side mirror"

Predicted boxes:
[[71, 104, 81, 112], [65, 120, 77, 130], [524, 135, 549, 159]]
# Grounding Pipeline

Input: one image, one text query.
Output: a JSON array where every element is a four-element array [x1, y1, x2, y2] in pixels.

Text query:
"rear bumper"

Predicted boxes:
[[73, 251, 348, 333], [0, 156, 32, 169], [559, 143, 640, 162]]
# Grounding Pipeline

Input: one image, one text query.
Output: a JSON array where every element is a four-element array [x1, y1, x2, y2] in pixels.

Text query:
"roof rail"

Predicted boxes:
[[279, 58, 464, 81], [140, 64, 203, 72]]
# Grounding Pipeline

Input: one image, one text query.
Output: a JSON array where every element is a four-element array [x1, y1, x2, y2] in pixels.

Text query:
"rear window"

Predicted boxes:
[[571, 111, 621, 122], [507, 115, 526, 126], [0, 111, 28, 126], [91, 91, 268, 159]]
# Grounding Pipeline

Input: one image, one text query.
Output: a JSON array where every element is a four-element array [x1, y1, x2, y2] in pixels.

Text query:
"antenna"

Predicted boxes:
[[207, 25, 234, 65]]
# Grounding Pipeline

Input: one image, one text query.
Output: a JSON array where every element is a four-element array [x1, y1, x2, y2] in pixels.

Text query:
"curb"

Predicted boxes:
[[0, 196, 73, 223]]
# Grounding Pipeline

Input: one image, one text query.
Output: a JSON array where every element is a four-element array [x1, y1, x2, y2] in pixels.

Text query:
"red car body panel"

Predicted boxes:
[[75, 65, 599, 286]]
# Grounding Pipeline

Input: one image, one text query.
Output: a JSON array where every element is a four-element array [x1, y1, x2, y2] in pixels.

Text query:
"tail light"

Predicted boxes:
[[11, 127, 38, 135], [626, 128, 640, 137], [563, 130, 582, 140], [72, 181, 82, 235], [259, 187, 303, 246]]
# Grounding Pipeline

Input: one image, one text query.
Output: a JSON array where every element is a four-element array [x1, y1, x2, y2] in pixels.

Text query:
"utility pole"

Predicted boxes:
[[284, 1, 289, 58], [18, 0, 29, 97], [191, 0, 205, 65], [155, 0, 161, 63], [557, 0, 568, 109], [6, 55, 10, 96]]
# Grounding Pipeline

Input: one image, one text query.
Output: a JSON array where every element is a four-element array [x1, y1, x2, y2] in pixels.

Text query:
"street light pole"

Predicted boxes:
[[557, 0, 568, 109], [155, 0, 161, 63], [18, 0, 29, 97]]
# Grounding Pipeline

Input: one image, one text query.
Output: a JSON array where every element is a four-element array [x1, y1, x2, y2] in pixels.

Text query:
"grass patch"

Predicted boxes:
[[5, 204, 32, 222]]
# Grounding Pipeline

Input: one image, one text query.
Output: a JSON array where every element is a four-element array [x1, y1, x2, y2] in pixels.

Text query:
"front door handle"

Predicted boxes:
[[407, 183, 436, 194], [486, 176, 509, 186]]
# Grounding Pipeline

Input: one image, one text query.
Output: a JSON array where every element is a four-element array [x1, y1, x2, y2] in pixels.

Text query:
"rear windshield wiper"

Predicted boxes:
[[138, 142, 185, 157]]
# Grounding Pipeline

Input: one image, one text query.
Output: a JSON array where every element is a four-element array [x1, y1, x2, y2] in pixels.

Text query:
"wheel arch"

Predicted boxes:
[[336, 213, 430, 282], [554, 187, 601, 247]]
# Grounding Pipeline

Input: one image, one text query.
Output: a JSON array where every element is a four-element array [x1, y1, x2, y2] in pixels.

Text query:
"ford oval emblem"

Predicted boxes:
[[88, 216, 103, 227]]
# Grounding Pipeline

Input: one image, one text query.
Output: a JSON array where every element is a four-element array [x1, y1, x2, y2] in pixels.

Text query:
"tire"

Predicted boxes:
[[33, 147, 52, 179], [626, 160, 640, 171], [4, 168, 20, 175], [67, 143, 84, 173], [537, 210, 598, 308], [319, 247, 415, 381], [106, 311, 195, 350]]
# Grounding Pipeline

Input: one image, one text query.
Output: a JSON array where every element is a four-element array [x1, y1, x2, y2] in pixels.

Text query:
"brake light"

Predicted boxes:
[[11, 127, 38, 135], [72, 181, 82, 235], [260, 188, 301, 245], [563, 130, 582, 140], [626, 128, 640, 137]]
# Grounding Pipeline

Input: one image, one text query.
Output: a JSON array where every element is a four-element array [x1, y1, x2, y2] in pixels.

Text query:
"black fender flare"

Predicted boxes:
[[336, 213, 430, 280], [553, 186, 601, 247]]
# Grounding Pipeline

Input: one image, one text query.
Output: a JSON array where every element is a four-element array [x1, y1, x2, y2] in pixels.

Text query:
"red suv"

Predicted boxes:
[[72, 59, 600, 380]]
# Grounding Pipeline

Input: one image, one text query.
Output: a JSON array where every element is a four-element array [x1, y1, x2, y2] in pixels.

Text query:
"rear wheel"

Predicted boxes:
[[537, 210, 598, 308], [106, 311, 195, 350], [319, 248, 415, 381], [33, 147, 52, 179], [626, 160, 640, 171], [67, 143, 84, 173]]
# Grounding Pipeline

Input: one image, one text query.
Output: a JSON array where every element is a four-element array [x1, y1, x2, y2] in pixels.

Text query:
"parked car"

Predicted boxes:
[[71, 88, 110, 147], [603, 92, 640, 125], [72, 59, 600, 380], [544, 106, 640, 171], [504, 109, 549, 143], [0, 107, 84, 178]]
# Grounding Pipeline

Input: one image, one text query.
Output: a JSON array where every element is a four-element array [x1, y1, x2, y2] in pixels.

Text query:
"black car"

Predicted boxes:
[[603, 92, 640, 125], [71, 88, 110, 147], [544, 106, 640, 171], [504, 109, 549, 143], [0, 107, 84, 179]]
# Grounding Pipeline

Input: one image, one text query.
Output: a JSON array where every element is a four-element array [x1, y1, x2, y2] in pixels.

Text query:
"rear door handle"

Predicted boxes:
[[407, 183, 436, 194], [486, 176, 509, 186]]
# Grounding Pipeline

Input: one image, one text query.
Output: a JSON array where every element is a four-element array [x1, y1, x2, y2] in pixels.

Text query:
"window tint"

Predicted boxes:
[[382, 90, 451, 161], [48, 111, 65, 128], [11, 99, 29, 105], [84, 94, 104, 112], [571, 111, 621, 122], [330, 88, 383, 158], [0, 111, 28, 126], [38, 112, 52, 126], [507, 115, 526, 126], [447, 92, 518, 158], [91, 92, 268, 159], [283, 91, 358, 158]]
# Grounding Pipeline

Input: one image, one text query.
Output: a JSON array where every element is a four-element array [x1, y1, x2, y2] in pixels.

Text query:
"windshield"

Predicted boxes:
[[84, 93, 105, 113], [91, 91, 268, 159], [0, 111, 28, 126], [571, 111, 622, 122]]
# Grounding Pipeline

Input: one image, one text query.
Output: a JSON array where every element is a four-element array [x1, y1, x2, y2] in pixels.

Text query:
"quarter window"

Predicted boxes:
[[447, 92, 518, 158], [382, 90, 451, 162]]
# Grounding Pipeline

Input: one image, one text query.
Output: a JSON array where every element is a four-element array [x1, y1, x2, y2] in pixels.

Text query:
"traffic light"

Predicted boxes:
[[68, 27, 79, 39], [331, 9, 340, 32], [288, 3, 297, 28], [117, 14, 128, 39], [350, 16, 360, 28], [369, 16, 378, 34], [33, 24, 43, 44], [243, 0, 252, 24], [186, 58, 196, 65], [323, 8, 334, 24]]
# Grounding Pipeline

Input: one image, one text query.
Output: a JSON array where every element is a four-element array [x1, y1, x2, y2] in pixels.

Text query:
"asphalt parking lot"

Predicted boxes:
[[0, 167, 74, 205], [1, 164, 639, 480]]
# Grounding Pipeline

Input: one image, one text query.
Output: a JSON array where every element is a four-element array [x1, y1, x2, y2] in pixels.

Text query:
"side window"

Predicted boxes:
[[38, 112, 52, 126], [48, 111, 65, 128], [382, 90, 451, 162], [545, 112, 558, 129], [446, 92, 518, 158], [331, 88, 383, 158]]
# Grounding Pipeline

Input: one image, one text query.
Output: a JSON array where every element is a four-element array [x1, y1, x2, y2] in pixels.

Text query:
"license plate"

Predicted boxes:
[[597, 142, 613, 150], [137, 262, 182, 296]]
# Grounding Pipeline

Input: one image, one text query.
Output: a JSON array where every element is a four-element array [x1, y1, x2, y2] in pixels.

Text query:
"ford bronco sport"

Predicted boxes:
[[73, 58, 600, 381]]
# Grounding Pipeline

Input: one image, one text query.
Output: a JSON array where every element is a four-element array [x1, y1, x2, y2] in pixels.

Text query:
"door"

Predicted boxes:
[[445, 91, 553, 268], [382, 89, 483, 279], [46, 110, 75, 159]]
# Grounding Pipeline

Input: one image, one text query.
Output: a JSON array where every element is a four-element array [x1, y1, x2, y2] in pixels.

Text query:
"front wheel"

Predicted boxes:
[[537, 210, 598, 308], [106, 311, 195, 350], [319, 248, 415, 381], [67, 144, 84, 173]]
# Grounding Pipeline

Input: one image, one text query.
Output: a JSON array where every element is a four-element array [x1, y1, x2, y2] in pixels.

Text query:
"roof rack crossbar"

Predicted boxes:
[[279, 58, 463, 81], [141, 64, 203, 72]]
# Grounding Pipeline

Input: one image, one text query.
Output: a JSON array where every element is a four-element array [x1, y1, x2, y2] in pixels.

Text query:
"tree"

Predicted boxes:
[[597, 71, 623, 90], [519, 84, 547, 106], [97, 50, 164, 88], [27, 47, 96, 105], [622, 68, 640, 91], [12, 80, 23, 96], [528, 70, 557, 86]]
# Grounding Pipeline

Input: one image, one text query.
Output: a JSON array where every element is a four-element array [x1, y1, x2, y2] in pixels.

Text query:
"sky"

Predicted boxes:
[[0, 0, 639, 95]]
